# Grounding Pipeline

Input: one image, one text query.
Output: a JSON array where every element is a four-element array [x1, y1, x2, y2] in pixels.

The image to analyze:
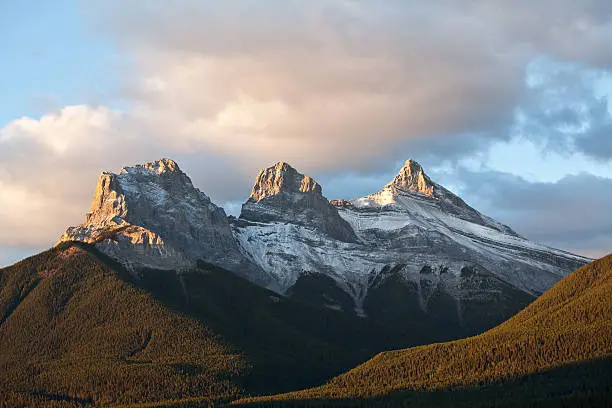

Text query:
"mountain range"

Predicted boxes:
[[58, 158, 588, 334], [1, 157, 607, 407]]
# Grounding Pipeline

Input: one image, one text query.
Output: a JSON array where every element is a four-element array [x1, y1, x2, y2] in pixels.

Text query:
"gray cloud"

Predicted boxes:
[[434, 167, 612, 258], [513, 60, 612, 160], [577, 124, 612, 160]]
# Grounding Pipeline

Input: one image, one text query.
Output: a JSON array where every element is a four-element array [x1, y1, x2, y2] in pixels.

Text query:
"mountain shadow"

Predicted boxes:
[[231, 358, 612, 408], [233, 254, 612, 406]]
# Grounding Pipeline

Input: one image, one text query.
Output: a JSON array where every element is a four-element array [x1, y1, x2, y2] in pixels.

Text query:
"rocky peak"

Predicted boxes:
[[249, 162, 322, 202], [240, 162, 357, 243], [83, 159, 205, 226], [349, 159, 519, 236], [388, 159, 435, 197], [121, 158, 181, 176], [58, 159, 263, 280]]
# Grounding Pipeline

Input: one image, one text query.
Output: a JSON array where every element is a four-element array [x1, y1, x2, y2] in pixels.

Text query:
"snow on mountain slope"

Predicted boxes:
[[55, 157, 589, 325], [241, 162, 357, 243], [57, 159, 266, 283], [350, 159, 516, 235], [234, 160, 589, 316]]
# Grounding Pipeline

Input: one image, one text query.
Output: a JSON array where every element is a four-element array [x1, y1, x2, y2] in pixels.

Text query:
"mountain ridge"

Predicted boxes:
[[233, 158, 587, 324], [2, 156, 607, 407], [58, 158, 589, 332]]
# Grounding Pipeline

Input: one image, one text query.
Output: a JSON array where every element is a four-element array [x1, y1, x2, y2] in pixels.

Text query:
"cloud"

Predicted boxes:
[[0, 105, 251, 248], [576, 123, 612, 160], [1, 106, 609, 260], [0, 106, 135, 246], [76, 0, 612, 171], [514, 59, 612, 160], [434, 167, 612, 258]]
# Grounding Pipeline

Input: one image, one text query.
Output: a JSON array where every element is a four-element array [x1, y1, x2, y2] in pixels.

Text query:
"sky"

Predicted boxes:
[[1, 0, 611, 267]]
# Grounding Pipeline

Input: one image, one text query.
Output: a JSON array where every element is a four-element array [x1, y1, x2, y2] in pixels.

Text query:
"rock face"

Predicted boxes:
[[353, 160, 517, 234], [57, 159, 262, 282], [240, 162, 357, 243], [233, 159, 589, 327], [390, 159, 435, 196], [56, 157, 589, 335]]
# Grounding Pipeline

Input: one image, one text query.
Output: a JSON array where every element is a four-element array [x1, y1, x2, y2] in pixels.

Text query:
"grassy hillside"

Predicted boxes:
[[4, 243, 605, 407], [0, 244, 248, 407], [0, 243, 462, 407], [234, 254, 612, 407]]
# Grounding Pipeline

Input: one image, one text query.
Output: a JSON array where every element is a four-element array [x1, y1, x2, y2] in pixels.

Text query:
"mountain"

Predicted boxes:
[[0, 242, 459, 407], [234, 160, 589, 333], [0, 243, 246, 407], [1, 245, 607, 407], [58, 158, 587, 335], [240, 161, 357, 243], [233, 254, 612, 407], [57, 159, 268, 285]]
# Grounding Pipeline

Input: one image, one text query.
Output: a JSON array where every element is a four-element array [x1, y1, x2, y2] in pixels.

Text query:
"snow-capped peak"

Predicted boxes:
[[345, 159, 519, 235], [388, 159, 435, 197], [240, 162, 358, 243], [57, 158, 265, 282], [350, 159, 438, 209]]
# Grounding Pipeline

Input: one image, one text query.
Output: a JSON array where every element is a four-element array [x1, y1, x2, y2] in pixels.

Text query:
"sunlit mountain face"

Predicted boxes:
[[56, 158, 586, 330], [1, 2, 612, 407]]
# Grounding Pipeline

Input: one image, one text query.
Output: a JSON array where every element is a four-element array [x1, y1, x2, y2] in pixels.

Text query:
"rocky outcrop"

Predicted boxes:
[[56, 157, 589, 330], [390, 160, 435, 196], [57, 159, 264, 282], [234, 159, 590, 318], [350, 159, 517, 235], [240, 162, 358, 243], [329, 199, 352, 208]]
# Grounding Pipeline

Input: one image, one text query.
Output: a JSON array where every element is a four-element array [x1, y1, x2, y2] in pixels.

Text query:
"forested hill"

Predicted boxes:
[[234, 254, 612, 407], [0, 242, 457, 407], [0, 243, 250, 407]]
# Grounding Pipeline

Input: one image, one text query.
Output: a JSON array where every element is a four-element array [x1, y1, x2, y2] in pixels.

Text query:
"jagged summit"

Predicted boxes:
[[344, 159, 516, 234], [57, 158, 263, 281], [349, 159, 440, 207], [348, 159, 440, 210], [81, 158, 208, 231], [120, 157, 181, 175], [55, 156, 589, 319], [239, 162, 357, 243], [388, 159, 435, 197], [249, 161, 322, 202]]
